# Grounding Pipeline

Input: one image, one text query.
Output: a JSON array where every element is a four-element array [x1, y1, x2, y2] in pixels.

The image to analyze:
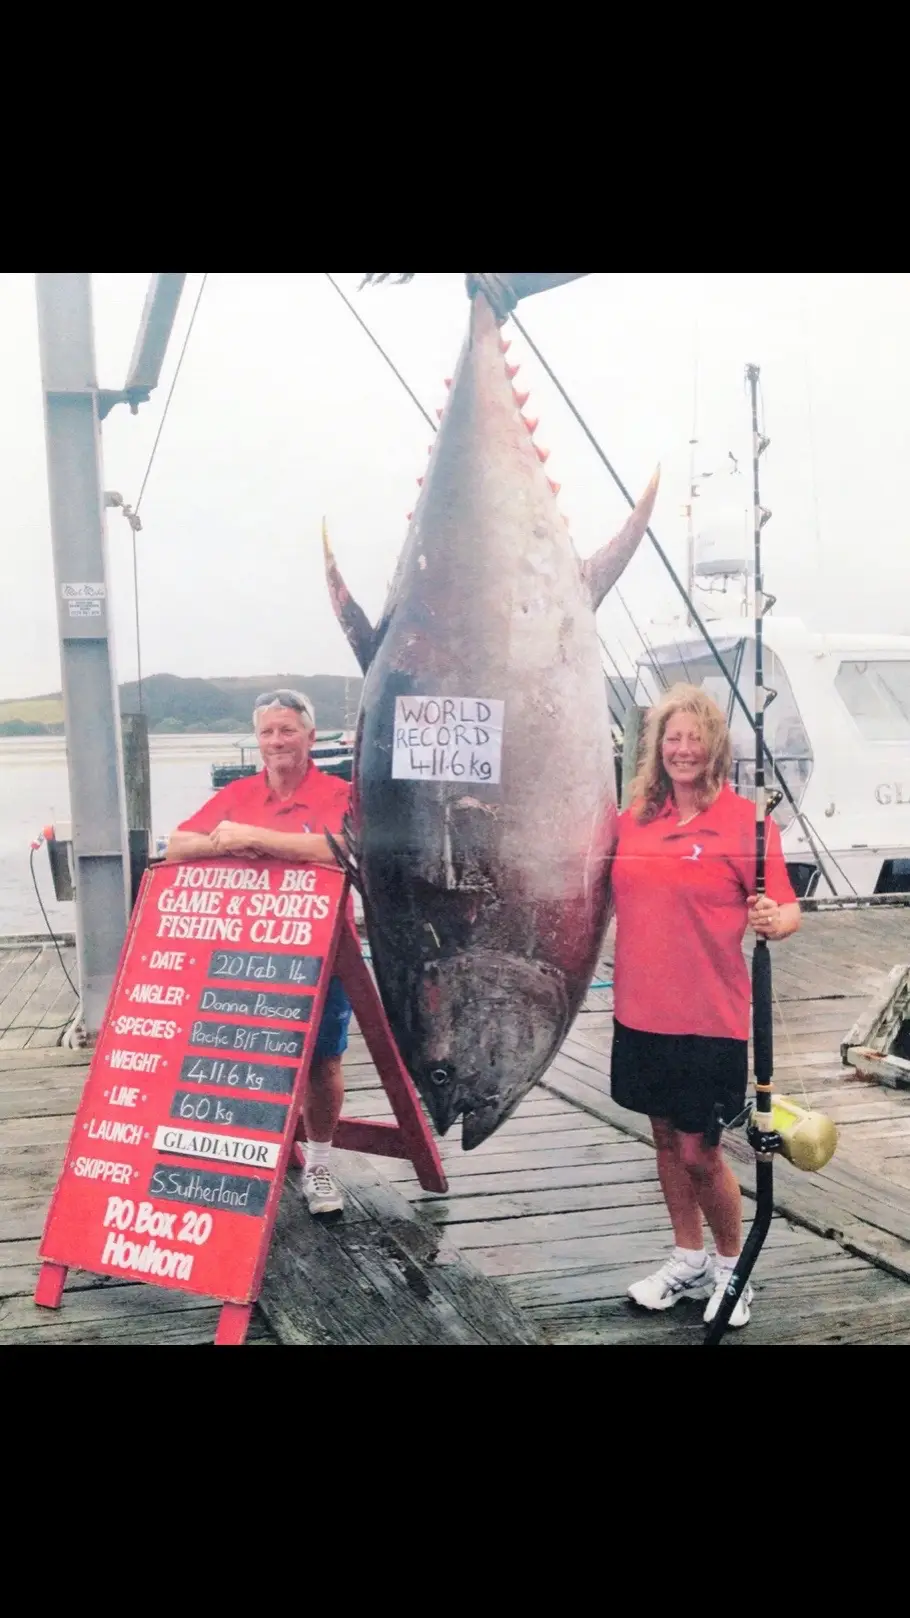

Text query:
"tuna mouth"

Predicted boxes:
[[420, 1065, 551, 1151], [404, 950, 571, 1150]]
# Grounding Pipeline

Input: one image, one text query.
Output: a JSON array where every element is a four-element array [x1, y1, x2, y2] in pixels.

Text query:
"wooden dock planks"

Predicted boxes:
[[5, 904, 910, 1345], [0, 942, 79, 1053]]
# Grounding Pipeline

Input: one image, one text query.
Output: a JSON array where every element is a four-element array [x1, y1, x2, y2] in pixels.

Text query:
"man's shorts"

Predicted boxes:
[[313, 975, 353, 1060], [610, 1016, 748, 1137]]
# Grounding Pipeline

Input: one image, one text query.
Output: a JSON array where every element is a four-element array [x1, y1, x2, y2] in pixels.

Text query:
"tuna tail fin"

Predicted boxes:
[[325, 812, 363, 895], [322, 519, 376, 675], [360, 273, 417, 287], [582, 467, 661, 612]]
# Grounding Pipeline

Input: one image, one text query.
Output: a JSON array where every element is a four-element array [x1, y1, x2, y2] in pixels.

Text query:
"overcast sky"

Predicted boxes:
[[1, 271, 906, 703]]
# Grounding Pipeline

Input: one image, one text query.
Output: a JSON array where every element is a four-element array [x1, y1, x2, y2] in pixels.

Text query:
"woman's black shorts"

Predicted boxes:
[[610, 1017, 748, 1137]]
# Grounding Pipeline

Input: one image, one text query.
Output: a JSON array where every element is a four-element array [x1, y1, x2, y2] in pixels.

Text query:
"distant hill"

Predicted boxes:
[[1, 668, 634, 739], [0, 673, 362, 737]]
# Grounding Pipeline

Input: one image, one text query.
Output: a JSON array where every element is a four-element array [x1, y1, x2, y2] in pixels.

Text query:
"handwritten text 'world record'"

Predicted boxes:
[[391, 696, 504, 784]]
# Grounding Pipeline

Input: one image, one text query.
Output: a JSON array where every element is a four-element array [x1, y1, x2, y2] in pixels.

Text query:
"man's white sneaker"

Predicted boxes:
[[628, 1254, 714, 1311], [301, 1164, 344, 1217], [704, 1272, 753, 1327]]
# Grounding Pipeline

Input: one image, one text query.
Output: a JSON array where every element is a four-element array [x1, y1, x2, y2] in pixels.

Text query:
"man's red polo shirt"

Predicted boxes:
[[177, 762, 353, 915], [611, 784, 797, 1042]]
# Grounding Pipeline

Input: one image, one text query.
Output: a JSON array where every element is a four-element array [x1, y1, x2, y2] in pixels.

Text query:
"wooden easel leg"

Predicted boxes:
[[34, 1262, 67, 1309], [336, 922, 448, 1194], [215, 1302, 253, 1345]]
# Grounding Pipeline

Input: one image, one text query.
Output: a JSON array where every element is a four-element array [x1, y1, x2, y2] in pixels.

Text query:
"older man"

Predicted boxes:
[[165, 688, 352, 1218]]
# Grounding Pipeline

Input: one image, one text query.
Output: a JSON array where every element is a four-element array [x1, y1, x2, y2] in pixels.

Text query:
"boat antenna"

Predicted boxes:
[[704, 362, 780, 1344], [686, 320, 698, 628]]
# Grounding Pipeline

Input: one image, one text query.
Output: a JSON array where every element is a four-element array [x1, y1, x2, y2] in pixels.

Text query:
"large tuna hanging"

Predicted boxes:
[[323, 273, 659, 1148]]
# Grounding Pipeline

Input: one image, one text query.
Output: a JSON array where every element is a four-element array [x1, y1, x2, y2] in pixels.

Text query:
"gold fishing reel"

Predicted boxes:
[[750, 1094, 838, 1173]]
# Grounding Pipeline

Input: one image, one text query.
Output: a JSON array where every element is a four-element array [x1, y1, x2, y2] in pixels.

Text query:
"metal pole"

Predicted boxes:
[[704, 362, 780, 1344], [124, 273, 188, 399], [35, 273, 132, 1037]]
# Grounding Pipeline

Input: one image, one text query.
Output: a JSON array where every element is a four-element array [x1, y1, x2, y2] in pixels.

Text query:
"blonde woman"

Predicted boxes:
[[610, 683, 801, 1327]]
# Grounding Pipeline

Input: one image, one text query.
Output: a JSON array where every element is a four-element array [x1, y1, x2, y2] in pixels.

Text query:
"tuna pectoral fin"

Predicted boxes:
[[322, 519, 375, 675], [325, 812, 363, 894], [582, 467, 661, 612]]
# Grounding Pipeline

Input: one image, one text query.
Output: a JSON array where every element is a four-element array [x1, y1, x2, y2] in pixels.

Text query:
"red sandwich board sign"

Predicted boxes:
[[35, 856, 447, 1345]]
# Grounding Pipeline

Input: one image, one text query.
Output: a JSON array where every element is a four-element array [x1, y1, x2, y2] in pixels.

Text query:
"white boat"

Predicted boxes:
[[632, 614, 910, 899]]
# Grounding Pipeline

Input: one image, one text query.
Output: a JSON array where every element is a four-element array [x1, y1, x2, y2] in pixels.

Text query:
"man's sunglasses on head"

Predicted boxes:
[[255, 690, 315, 725]]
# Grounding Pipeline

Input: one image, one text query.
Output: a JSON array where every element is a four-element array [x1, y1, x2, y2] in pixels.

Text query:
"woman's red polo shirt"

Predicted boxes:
[[611, 784, 797, 1042]]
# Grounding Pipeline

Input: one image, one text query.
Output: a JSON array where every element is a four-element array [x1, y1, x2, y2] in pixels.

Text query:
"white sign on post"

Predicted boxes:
[[61, 583, 107, 600], [62, 583, 106, 622], [392, 696, 504, 784]]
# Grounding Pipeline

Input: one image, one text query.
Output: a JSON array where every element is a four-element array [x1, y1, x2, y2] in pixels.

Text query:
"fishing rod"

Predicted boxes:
[[704, 363, 779, 1345]]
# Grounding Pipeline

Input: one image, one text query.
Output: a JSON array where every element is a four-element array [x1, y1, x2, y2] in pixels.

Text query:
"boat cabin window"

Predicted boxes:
[[632, 635, 813, 830], [834, 660, 910, 742]]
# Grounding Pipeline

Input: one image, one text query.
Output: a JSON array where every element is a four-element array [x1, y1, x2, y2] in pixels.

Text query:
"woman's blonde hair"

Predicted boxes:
[[628, 682, 732, 823]]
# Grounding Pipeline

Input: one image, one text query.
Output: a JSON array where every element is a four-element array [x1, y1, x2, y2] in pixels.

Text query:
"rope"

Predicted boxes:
[[29, 847, 79, 997], [133, 274, 209, 518], [0, 849, 82, 1037], [325, 274, 437, 432], [772, 977, 811, 1109], [611, 586, 670, 691], [119, 272, 210, 713]]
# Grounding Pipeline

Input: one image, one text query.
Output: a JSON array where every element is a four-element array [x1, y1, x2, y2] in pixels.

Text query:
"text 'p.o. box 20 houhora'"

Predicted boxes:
[[391, 695, 504, 784]]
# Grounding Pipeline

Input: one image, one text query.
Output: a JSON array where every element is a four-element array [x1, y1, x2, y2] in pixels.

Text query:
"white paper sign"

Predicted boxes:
[[392, 696, 504, 784]]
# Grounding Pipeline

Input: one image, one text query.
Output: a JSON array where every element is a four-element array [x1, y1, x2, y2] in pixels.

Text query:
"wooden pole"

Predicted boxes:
[[121, 713, 151, 832], [120, 712, 152, 910], [620, 705, 646, 809]]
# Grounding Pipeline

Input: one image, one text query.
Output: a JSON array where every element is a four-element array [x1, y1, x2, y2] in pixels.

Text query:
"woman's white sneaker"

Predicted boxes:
[[704, 1273, 753, 1327], [628, 1254, 715, 1310]]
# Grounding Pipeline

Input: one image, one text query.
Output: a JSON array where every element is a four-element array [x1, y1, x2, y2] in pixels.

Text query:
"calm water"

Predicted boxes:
[[0, 732, 254, 936]]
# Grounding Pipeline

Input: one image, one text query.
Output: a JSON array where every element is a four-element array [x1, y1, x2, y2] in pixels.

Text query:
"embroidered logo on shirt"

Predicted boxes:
[[683, 844, 703, 863]]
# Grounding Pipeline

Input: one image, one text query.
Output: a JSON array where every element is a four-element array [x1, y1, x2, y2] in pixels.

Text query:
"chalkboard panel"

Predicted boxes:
[[187, 1019, 305, 1061], [148, 1164, 272, 1218], [206, 948, 323, 987], [38, 857, 347, 1303], [179, 1055, 298, 1095], [197, 984, 314, 1022], [169, 1090, 289, 1135]]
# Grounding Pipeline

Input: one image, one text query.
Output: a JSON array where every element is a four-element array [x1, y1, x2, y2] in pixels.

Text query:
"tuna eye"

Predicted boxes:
[[431, 1067, 450, 1085]]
